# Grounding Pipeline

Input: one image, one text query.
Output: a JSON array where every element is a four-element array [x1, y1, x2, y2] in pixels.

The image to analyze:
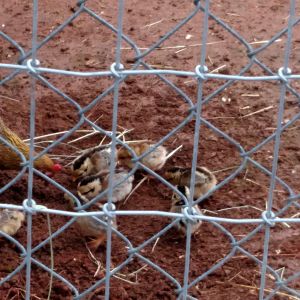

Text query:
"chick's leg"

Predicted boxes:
[[87, 235, 106, 250]]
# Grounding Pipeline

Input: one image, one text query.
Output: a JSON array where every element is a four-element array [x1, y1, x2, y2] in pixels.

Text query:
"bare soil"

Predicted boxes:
[[0, 0, 300, 299]]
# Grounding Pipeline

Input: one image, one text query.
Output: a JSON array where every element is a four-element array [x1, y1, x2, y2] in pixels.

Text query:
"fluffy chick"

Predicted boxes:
[[117, 142, 168, 171], [71, 146, 117, 181], [0, 209, 25, 236], [170, 185, 202, 236], [0, 117, 61, 173], [164, 166, 217, 199], [77, 169, 134, 203], [76, 204, 117, 250]]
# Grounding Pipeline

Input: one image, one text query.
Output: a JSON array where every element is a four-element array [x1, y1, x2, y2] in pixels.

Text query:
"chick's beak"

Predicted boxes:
[[45, 163, 63, 178]]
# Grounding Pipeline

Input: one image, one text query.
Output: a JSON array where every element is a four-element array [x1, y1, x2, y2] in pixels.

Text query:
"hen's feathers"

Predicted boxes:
[[0, 117, 55, 171]]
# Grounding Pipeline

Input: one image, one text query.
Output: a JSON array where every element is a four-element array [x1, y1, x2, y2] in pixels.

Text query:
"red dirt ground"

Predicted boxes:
[[1, 0, 300, 299]]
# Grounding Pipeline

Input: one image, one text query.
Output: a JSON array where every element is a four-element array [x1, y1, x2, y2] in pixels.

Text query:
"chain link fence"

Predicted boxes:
[[0, 0, 300, 299]]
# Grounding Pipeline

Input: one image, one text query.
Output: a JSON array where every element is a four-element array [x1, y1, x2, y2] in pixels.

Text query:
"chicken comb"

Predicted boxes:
[[52, 163, 62, 172]]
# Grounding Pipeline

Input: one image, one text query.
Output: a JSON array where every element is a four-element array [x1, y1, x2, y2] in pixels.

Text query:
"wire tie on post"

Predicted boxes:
[[26, 58, 40, 74], [261, 210, 275, 227], [23, 199, 37, 215], [278, 67, 292, 83], [195, 65, 208, 81], [183, 206, 200, 224], [110, 62, 124, 78], [102, 202, 116, 219]]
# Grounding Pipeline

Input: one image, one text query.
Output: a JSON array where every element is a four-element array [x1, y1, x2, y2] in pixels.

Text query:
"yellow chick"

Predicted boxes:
[[77, 169, 134, 203], [71, 146, 117, 181], [164, 166, 217, 199], [117, 142, 168, 171], [0, 209, 25, 236], [170, 185, 202, 236]]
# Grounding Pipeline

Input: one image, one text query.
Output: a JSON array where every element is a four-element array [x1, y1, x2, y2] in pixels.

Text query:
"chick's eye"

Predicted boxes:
[[82, 188, 95, 195], [78, 168, 88, 176]]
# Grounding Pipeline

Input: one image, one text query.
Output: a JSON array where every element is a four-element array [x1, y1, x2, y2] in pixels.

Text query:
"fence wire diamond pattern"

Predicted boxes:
[[0, 0, 300, 299]]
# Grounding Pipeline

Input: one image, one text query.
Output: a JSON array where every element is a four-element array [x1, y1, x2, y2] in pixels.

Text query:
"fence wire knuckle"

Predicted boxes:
[[0, 0, 300, 299]]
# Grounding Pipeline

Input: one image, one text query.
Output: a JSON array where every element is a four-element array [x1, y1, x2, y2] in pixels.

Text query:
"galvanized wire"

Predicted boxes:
[[0, 0, 300, 299]]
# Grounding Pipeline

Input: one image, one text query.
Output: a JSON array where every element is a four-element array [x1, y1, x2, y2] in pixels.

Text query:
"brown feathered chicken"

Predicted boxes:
[[0, 117, 62, 173], [118, 142, 168, 171]]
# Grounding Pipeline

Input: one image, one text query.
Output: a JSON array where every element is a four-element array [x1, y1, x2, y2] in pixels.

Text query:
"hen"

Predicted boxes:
[[0, 117, 61, 173]]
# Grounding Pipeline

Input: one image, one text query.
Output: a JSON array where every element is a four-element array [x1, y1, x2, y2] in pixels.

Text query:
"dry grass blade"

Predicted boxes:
[[123, 176, 148, 205], [86, 244, 138, 284], [202, 209, 218, 215], [151, 237, 160, 253], [166, 145, 183, 160], [0, 94, 20, 102], [175, 48, 187, 54], [120, 41, 225, 51], [23, 130, 92, 142], [116, 128, 134, 141], [97, 128, 133, 147], [231, 283, 298, 300], [92, 115, 103, 124], [245, 178, 285, 193], [124, 139, 149, 144], [98, 135, 107, 146], [68, 127, 132, 147], [206, 116, 236, 120], [212, 165, 239, 174], [217, 205, 263, 213], [68, 130, 100, 144], [111, 274, 138, 285], [226, 13, 240, 17], [227, 271, 242, 282], [216, 205, 290, 228], [241, 105, 274, 118], [249, 38, 282, 45], [85, 244, 102, 277], [210, 64, 227, 73], [291, 212, 300, 218], [241, 93, 260, 97], [48, 154, 78, 158], [14, 289, 42, 300], [128, 264, 148, 278], [142, 19, 164, 28]]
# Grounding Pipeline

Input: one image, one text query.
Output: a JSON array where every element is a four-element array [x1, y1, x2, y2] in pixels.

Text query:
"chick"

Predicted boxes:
[[164, 166, 217, 199], [0, 209, 25, 236], [118, 142, 168, 171], [76, 204, 117, 250], [170, 185, 202, 236], [71, 146, 117, 181], [0, 117, 62, 174], [77, 169, 134, 203]]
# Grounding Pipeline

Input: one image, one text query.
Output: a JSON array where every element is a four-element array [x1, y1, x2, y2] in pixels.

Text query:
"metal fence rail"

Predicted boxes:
[[0, 0, 300, 299]]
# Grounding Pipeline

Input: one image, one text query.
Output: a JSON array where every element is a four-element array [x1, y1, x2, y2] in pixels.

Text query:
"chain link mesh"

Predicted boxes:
[[0, 0, 300, 299]]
